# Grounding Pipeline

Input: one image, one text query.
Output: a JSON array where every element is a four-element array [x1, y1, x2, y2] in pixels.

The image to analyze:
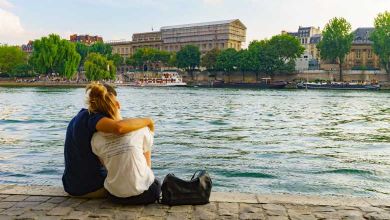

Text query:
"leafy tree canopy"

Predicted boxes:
[[84, 52, 116, 81], [0, 45, 27, 74], [371, 11, 390, 75], [317, 17, 353, 80], [176, 45, 201, 71]]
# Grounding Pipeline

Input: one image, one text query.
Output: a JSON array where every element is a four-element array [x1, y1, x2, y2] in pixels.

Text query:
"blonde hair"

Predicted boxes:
[[86, 82, 118, 120]]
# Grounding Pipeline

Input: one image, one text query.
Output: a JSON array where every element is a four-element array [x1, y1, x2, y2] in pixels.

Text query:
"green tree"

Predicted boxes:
[[269, 34, 304, 64], [168, 52, 177, 67], [215, 48, 239, 82], [89, 42, 112, 57], [176, 45, 201, 78], [201, 48, 220, 70], [75, 42, 89, 67], [55, 40, 81, 79], [84, 53, 116, 81], [109, 53, 124, 67], [371, 11, 390, 79], [317, 17, 354, 81], [216, 48, 239, 72], [31, 34, 80, 79], [0, 45, 27, 74], [11, 63, 34, 76]]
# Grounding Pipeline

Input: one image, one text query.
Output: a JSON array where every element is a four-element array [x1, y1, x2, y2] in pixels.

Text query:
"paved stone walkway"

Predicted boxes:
[[0, 185, 389, 219]]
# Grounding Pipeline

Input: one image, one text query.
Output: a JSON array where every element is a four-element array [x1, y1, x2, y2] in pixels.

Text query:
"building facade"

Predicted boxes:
[[282, 26, 322, 71], [344, 28, 380, 70], [21, 41, 33, 56], [70, 34, 103, 45], [107, 19, 247, 58], [321, 27, 381, 71]]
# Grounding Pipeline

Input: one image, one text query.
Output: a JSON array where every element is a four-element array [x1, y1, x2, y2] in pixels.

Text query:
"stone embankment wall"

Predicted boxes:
[[184, 70, 389, 84]]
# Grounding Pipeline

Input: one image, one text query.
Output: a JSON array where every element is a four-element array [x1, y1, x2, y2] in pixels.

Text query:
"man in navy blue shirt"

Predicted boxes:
[[63, 83, 154, 197]]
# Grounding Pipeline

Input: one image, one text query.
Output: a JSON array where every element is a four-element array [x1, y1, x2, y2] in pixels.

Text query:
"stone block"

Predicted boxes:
[[364, 212, 390, 220], [63, 210, 90, 220], [141, 206, 167, 217], [312, 206, 337, 212], [47, 206, 73, 216], [168, 205, 193, 213], [24, 196, 51, 202], [265, 209, 287, 217], [13, 201, 40, 209], [262, 204, 285, 211], [257, 194, 371, 207], [193, 209, 218, 220], [267, 216, 288, 220], [166, 212, 191, 220], [31, 202, 57, 211], [239, 212, 265, 220], [219, 202, 239, 216], [1, 207, 25, 216], [289, 213, 317, 220], [15, 210, 46, 219], [58, 198, 87, 208], [0, 185, 66, 197], [47, 197, 68, 204], [2, 195, 28, 202], [337, 210, 364, 219], [0, 215, 13, 220], [240, 203, 263, 213], [211, 192, 257, 203], [365, 198, 390, 207], [114, 211, 139, 220], [0, 202, 16, 209], [195, 202, 218, 212]]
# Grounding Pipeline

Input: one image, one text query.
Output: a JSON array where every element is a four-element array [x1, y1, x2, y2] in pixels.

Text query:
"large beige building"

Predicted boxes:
[[107, 19, 246, 59], [321, 27, 381, 71], [345, 28, 380, 70]]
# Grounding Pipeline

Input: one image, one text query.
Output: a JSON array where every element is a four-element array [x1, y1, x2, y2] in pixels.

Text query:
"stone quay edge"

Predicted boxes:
[[0, 184, 389, 219]]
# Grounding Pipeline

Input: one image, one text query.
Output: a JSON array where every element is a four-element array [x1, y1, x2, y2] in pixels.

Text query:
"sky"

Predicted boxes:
[[0, 0, 389, 46]]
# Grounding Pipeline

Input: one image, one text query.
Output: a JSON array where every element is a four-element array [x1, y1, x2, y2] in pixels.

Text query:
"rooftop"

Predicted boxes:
[[161, 19, 244, 30], [353, 27, 375, 44]]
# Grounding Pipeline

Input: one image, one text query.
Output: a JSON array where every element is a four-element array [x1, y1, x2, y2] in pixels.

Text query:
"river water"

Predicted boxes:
[[0, 86, 389, 198]]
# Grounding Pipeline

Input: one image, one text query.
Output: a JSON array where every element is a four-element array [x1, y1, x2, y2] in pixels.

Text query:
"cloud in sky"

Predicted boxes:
[[0, 0, 13, 9], [203, 0, 224, 5], [0, 0, 25, 44]]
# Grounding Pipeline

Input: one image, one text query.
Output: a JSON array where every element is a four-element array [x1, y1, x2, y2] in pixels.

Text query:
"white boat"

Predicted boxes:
[[134, 72, 187, 87]]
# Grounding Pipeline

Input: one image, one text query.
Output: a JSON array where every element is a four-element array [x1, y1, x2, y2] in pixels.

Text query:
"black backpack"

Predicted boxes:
[[161, 170, 212, 205]]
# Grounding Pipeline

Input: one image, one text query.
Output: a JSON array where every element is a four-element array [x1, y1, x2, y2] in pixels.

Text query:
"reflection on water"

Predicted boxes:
[[0, 87, 390, 197]]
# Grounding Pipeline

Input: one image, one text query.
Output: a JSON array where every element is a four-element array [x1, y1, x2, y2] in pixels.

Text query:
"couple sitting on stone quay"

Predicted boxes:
[[62, 82, 160, 205]]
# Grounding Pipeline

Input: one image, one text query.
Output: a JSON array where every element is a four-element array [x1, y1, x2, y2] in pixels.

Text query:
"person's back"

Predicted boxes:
[[63, 108, 106, 196], [91, 127, 155, 198]]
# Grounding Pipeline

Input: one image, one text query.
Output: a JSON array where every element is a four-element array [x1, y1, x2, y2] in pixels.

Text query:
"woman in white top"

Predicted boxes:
[[88, 82, 160, 205]]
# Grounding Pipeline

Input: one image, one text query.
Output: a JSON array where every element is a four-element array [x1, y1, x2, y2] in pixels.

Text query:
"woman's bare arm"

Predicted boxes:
[[96, 117, 154, 135]]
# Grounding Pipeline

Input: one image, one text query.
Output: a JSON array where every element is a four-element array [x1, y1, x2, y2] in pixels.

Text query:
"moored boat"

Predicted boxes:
[[130, 72, 187, 87], [296, 82, 380, 90], [212, 78, 287, 89]]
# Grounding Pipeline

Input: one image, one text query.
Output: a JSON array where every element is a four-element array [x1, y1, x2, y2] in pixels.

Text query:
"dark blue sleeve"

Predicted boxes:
[[87, 112, 106, 133]]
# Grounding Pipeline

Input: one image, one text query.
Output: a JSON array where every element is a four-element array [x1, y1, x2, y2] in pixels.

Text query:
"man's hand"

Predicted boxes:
[[96, 117, 155, 135]]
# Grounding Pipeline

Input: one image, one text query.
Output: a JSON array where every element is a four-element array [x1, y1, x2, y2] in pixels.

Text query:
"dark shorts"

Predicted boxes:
[[109, 179, 161, 205]]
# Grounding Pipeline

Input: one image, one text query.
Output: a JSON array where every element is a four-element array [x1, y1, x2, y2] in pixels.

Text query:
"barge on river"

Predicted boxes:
[[296, 82, 380, 90], [212, 78, 287, 89]]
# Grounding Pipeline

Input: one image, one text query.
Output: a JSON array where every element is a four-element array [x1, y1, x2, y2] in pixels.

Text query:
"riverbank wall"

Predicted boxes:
[[185, 70, 389, 84], [0, 184, 389, 219]]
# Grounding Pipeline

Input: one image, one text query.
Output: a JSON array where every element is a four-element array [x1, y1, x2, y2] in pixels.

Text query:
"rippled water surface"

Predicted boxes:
[[1, 86, 390, 198]]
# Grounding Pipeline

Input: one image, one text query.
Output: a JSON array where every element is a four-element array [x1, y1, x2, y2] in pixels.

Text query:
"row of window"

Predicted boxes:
[[354, 49, 373, 59]]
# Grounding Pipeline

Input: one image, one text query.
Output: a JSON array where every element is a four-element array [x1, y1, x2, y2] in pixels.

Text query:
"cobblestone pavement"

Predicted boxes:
[[0, 185, 389, 219]]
